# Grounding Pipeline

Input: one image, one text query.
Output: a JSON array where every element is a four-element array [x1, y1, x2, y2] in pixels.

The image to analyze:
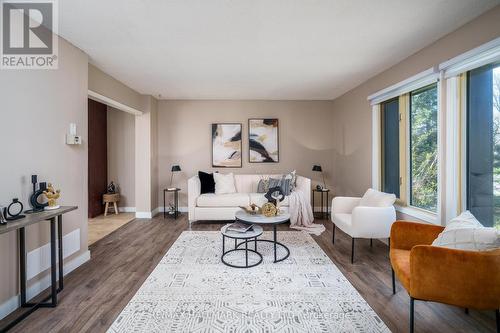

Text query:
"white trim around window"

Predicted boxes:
[[439, 36, 500, 79], [444, 76, 460, 223], [367, 67, 439, 105]]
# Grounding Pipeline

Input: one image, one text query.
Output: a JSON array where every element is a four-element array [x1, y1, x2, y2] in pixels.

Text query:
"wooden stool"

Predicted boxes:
[[103, 193, 120, 216]]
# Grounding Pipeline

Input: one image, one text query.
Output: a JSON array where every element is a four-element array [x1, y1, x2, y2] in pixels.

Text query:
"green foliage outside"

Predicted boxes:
[[410, 85, 438, 212]]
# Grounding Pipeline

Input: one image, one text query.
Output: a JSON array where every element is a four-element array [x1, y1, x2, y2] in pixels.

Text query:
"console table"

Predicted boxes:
[[0, 206, 77, 332]]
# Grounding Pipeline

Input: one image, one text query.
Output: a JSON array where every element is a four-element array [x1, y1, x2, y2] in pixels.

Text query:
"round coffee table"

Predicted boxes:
[[235, 211, 291, 263], [221, 224, 263, 268]]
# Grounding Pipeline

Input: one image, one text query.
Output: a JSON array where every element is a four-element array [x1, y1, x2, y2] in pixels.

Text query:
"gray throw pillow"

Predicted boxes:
[[257, 179, 269, 193], [269, 177, 292, 196]]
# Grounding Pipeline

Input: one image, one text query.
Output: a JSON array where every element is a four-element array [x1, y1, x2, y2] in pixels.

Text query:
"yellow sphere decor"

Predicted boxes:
[[261, 202, 277, 217]]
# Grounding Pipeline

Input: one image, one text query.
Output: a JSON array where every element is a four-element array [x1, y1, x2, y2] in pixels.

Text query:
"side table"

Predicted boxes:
[[221, 224, 263, 268], [163, 188, 180, 219], [103, 193, 120, 216], [312, 188, 330, 219]]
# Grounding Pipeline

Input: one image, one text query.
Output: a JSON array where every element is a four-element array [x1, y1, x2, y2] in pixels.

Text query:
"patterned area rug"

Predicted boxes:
[[108, 231, 389, 333]]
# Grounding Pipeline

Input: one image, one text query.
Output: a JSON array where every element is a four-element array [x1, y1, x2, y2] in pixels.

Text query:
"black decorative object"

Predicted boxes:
[[25, 175, 48, 213], [107, 181, 116, 194], [264, 186, 285, 205], [4, 198, 25, 221]]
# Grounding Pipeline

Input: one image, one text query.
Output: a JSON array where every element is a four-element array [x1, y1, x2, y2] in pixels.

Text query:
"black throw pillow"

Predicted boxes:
[[199, 171, 215, 194]]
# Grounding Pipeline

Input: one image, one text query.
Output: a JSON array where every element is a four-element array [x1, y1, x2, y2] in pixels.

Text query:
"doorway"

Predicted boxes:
[[87, 98, 136, 245]]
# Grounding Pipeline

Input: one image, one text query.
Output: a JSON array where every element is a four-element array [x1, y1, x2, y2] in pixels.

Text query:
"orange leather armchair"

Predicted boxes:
[[390, 221, 500, 333]]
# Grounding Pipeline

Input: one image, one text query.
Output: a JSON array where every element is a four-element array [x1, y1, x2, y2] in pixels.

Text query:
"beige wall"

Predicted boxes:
[[330, 5, 500, 197], [107, 107, 135, 207], [0, 38, 88, 305], [157, 100, 335, 207], [88, 64, 147, 113]]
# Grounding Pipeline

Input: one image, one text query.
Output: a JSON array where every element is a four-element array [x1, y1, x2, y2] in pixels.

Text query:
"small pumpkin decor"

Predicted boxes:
[[261, 202, 277, 217]]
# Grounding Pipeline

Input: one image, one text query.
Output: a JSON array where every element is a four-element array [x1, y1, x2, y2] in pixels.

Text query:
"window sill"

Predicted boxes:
[[395, 204, 439, 225]]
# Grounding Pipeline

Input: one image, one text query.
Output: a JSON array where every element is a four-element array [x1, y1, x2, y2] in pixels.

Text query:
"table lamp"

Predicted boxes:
[[312, 165, 326, 190], [170, 165, 181, 188]]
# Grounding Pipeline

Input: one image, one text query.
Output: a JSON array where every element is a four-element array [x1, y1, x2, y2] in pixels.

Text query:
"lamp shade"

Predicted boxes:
[[171, 165, 181, 172], [312, 165, 322, 172]]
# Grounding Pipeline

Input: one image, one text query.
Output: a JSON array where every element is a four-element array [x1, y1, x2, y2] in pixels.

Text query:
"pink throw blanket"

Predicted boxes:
[[288, 191, 326, 236]]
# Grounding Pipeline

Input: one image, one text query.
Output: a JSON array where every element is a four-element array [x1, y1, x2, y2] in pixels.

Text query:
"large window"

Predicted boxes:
[[410, 84, 438, 212], [381, 98, 400, 198], [466, 64, 500, 228]]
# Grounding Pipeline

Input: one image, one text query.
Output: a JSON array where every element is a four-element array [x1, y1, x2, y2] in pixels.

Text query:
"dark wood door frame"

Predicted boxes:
[[88, 99, 108, 218]]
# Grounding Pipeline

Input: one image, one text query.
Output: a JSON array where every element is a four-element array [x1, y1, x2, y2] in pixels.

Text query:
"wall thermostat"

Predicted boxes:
[[66, 123, 82, 145]]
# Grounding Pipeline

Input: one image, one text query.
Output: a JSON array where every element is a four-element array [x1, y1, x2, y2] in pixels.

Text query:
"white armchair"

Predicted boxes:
[[331, 189, 396, 263]]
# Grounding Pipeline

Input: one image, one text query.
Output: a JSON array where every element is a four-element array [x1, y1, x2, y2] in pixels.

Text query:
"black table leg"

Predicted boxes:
[[19, 227, 26, 306], [163, 190, 166, 219], [320, 191, 324, 219], [245, 241, 248, 267], [222, 234, 225, 254], [325, 192, 330, 219], [50, 217, 57, 306], [175, 190, 179, 219], [273, 225, 277, 262], [57, 215, 63, 291]]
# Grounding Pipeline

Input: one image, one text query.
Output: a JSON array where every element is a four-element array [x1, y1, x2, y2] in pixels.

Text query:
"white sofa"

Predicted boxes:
[[188, 174, 311, 223], [331, 189, 396, 263]]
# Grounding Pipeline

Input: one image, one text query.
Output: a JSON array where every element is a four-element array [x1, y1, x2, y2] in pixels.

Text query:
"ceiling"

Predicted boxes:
[[59, 0, 499, 100]]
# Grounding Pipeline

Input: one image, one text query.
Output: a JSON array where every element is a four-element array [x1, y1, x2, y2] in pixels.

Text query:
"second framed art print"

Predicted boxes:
[[248, 118, 279, 163]]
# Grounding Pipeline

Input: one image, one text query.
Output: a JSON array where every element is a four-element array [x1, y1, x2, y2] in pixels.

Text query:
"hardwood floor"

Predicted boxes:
[[1, 214, 496, 333], [88, 212, 135, 245]]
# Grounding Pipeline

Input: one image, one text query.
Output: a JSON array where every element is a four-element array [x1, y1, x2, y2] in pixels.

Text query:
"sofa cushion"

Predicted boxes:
[[198, 171, 215, 194], [197, 193, 250, 207], [249, 193, 289, 207], [359, 188, 396, 207], [214, 173, 237, 194], [390, 249, 411, 291]]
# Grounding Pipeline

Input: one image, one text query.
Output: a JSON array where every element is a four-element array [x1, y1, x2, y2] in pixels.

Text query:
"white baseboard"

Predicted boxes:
[[118, 207, 136, 213], [27, 229, 81, 280], [0, 250, 91, 320], [135, 211, 152, 218]]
